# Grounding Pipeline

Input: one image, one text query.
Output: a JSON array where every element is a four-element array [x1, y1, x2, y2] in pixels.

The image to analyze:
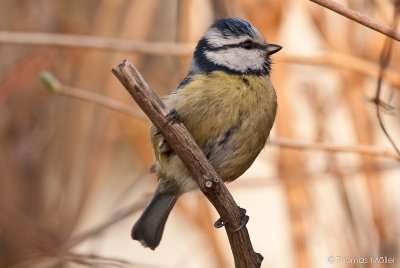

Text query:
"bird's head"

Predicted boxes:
[[190, 17, 282, 75]]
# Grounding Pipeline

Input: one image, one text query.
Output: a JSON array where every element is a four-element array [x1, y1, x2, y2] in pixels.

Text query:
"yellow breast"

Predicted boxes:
[[153, 71, 277, 183]]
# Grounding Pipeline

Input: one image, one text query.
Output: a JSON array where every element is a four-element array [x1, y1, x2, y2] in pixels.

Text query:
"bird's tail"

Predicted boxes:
[[131, 182, 178, 250]]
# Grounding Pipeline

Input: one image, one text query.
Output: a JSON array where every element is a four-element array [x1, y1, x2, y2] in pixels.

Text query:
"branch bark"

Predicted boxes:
[[112, 60, 263, 268], [309, 0, 400, 42]]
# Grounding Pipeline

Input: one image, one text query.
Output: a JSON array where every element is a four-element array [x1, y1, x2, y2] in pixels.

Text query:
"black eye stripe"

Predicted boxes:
[[206, 40, 265, 51]]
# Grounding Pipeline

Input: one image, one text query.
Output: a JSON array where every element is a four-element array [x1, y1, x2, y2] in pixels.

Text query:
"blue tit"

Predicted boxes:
[[132, 17, 281, 249]]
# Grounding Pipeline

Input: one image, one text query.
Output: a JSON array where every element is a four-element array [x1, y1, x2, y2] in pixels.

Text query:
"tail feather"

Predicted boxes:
[[131, 183, 178, 250]]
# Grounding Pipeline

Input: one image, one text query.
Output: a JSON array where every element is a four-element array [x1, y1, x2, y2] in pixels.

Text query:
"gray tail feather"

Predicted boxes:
[[131, 183, 178, 250]]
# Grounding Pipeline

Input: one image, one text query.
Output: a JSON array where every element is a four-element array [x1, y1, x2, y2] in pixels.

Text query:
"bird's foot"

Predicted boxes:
[[164, 109, 181, 126], [214, 206, 249, 232]]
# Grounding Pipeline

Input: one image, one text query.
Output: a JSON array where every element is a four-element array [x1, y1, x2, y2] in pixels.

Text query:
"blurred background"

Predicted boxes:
[[1, 0, 400, 267]]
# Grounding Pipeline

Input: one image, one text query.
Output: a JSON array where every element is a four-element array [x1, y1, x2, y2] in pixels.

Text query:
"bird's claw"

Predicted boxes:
[[214, 218, 229, 228], [232, 207, 249, 232]]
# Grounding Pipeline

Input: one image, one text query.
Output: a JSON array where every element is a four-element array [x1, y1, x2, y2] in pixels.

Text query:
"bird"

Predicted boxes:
[[131, 17, 281, 250]]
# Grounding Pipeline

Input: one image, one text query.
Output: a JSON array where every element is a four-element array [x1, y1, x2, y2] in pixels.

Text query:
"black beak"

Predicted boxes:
[[265, 44, 282, 56]]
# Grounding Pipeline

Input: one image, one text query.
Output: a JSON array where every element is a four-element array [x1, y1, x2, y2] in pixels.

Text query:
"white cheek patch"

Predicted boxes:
[[205, 48, 265, 72]]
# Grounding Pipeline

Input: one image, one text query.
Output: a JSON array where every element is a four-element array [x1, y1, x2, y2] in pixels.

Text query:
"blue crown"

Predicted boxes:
[[211, 18, 257, 38]]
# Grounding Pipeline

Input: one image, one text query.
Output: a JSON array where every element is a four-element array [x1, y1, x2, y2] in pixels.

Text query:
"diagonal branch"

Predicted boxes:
[[112, 60, 263, 268], [309, 0, 400, 42]]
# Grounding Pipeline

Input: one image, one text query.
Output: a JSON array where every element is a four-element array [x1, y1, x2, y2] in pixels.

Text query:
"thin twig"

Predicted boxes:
[[373, 2, 400, 157], [270, 138, 400, 160], [234, 162, 400, 189], [40, 76, 400, 161], [309, 0, 400, 42], [59, 85, 147, 120], [0, 31, 194, 56], [62, 198, 147, 251], [39, 71, 147, 120], [112, 60, 263, 268], [279, 52, 400, 89], [64, 253, 146, 267]]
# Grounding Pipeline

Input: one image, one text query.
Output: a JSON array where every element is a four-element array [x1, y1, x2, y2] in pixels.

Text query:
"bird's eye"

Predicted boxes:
[[241, 41, 254, 49]]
